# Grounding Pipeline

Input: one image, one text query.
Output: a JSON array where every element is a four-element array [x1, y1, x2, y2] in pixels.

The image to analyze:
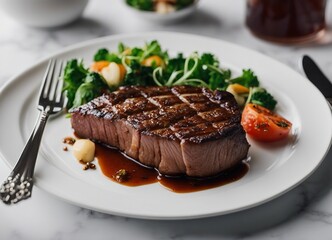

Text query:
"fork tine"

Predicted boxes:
[[39, 59, 53, 96], [39, 59, 55, 100], [44, 59, 57, 99], [57, 84, 66, 108], [52, 60, 63, 102], [37, 58, 66, 113], [55, 61, 66, 108]]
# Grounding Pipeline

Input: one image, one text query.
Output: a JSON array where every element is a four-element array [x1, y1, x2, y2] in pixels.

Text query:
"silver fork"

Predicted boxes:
[[0, 59, 65, 204]]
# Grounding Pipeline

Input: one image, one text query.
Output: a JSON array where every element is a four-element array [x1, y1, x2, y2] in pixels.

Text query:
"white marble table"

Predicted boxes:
[[1, 1, 332, 239]]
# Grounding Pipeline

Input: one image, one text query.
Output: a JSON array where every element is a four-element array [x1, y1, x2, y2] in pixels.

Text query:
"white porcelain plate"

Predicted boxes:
[[0, 32, 331, 220]]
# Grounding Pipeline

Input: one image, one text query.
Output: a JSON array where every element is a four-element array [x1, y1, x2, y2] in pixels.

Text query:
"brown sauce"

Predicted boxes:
[[246, 0, 326, 43], [95, 144, 249, 193]]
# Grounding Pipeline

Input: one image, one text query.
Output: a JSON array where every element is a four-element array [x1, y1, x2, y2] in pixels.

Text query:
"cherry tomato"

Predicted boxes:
[[241, 104, 292, 142]]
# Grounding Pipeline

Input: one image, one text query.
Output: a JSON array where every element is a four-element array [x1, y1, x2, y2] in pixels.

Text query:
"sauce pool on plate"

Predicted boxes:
[[95, 144, 249, 193]]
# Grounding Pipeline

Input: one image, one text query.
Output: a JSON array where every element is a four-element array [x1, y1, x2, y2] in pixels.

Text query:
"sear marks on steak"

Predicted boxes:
[[70, 85, 250, 177]]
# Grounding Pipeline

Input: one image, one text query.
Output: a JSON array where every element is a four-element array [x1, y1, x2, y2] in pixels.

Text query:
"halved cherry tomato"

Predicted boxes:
[[241, 104, 292, 142]]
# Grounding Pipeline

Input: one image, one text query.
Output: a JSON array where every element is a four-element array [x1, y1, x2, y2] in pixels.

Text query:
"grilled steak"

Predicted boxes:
[[70, 85, 250, 177]]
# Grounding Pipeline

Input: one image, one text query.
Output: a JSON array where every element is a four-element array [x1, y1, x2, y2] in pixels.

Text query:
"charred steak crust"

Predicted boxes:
[[70, 85, 250, 177]]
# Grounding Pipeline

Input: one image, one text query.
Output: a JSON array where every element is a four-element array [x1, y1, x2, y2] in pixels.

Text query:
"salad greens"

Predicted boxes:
[[93, 48, 122, 63], [63, 60, 107, 109], [228, 69, 259, 88], [126, 0, 154, 11], [62, 40, 277, 111], [62, 60, 88, 109], [123, 61, 155, 87], [126, 0, 195, 11], [71, 72, 107, 109], [152, 52, 231, 90]]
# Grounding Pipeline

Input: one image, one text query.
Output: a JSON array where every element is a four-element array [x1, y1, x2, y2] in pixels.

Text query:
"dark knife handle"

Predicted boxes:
[[327, 98, 332, 108], [302, 55, 332, 98]]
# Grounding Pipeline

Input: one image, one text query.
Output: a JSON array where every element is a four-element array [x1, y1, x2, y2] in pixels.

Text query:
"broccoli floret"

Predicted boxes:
[[247, 87, 277, 110], [200, 53, 219, 66], [122, 61, 155, 87], [141, 40, 168, 61], [126, 0, 154, 11], [93, 48, 121, 63], [175, 0, 195, 9], [93, 48, 108, 61], [229, 69, 259, 88], [208, 71, 230, 90]]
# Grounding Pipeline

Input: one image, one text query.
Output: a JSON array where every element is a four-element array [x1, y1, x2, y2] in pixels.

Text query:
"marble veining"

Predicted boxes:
[[0, 0, 332, 239]]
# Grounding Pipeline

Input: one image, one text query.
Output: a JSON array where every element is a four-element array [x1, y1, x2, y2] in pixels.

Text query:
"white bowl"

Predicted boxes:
[[123, 0, 198, 24], [0, 0, 89, 28]]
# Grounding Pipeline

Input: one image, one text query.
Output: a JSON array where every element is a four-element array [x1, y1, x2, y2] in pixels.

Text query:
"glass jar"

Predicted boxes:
[[246, 0, 327, 44]]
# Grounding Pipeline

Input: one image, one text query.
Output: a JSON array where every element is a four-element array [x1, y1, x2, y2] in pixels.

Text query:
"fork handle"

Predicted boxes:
[[0, 110, 49, 204], [14, 110, 49, 176]]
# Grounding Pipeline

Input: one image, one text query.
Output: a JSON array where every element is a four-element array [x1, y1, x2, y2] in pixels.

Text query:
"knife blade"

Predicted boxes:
[[302, 55, 332, 106]]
